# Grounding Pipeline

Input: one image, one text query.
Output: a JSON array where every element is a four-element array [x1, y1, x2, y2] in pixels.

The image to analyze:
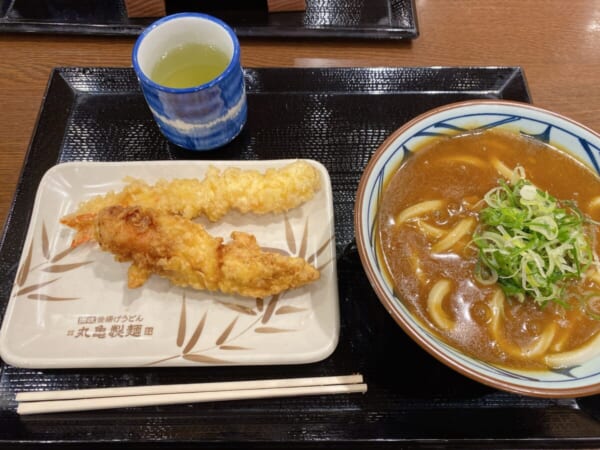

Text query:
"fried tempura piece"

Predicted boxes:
[[62, 161, 321, 247], [94, 206, 320, 298]]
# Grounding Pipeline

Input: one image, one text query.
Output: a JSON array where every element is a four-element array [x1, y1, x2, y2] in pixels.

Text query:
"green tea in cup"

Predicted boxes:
[[132, 12, 247, 150], [151, 42, 231, 89]]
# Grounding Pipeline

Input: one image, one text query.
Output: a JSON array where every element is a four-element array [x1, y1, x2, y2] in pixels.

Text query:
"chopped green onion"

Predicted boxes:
[[473, 167, 599, 308]]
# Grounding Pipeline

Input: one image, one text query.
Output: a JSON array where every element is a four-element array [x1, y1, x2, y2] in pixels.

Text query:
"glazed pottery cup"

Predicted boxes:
[[132, 13, 247, 151]]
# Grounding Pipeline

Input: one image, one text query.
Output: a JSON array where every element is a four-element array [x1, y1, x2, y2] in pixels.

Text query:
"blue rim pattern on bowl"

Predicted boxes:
[[357, 100, 600, 397]]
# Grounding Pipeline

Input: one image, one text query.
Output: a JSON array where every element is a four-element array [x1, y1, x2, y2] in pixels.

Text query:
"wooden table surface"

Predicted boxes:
[[1, 0, 599, 231]]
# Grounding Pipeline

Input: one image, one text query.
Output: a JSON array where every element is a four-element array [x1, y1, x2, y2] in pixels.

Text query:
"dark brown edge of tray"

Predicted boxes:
[[0, 0, 419, 40]]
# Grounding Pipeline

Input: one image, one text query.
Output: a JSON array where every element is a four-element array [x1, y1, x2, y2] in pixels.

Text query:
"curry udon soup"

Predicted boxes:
[[378, 129, 600, 371]]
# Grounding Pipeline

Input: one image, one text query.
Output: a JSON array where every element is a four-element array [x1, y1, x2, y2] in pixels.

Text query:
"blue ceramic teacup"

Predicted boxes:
[[132, 13, 247, 151]]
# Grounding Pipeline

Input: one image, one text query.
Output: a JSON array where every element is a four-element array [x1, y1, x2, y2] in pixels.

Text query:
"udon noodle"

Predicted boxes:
[[378, 129, 600, 371]]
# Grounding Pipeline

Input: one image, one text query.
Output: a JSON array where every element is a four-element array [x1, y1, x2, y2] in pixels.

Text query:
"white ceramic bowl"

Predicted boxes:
[[355, 99, 600, 397]]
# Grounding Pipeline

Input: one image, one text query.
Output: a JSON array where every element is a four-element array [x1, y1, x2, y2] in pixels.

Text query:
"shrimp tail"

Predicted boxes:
[[60, 213, 97, 247]]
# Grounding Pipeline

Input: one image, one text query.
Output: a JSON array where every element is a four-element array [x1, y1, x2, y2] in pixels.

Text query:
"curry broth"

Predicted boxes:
[[378, 129, 600, 370]]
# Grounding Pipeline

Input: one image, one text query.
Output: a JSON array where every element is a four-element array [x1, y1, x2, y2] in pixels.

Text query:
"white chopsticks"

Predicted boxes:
[[16, 374, 366, 415]]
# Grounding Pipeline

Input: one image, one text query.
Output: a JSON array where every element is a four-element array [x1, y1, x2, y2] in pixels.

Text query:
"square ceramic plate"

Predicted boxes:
[[0, 159, 339, 368]]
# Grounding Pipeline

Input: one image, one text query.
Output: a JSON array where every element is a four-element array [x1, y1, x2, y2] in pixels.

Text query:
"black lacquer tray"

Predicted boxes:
[[0, 0, 418, 39], [1, 67, 600, 449]]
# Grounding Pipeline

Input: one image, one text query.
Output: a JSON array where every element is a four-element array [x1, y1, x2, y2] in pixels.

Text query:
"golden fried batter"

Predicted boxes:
[[62, 161, 321, 246], [94, 206, 320, 298]]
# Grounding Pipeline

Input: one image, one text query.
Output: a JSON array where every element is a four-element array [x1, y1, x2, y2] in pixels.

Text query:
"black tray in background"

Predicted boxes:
[[0, 0, 418, 39], [2, 67, 599, 449]]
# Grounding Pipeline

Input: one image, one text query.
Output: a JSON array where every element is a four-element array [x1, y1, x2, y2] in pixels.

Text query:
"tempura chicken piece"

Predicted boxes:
[[94, 206, 320, 298], [61, 161, 321, 247]]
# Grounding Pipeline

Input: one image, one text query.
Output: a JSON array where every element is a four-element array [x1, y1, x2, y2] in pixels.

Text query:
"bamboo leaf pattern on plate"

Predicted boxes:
[[308, 235, 334, 271], [13, 222, 93, 301], [275, 306, 307, 315], [16, 278, 60, 296], [298, 217, 309, 258], [50, 246, 77, 263], [182, 353, 231, 364], [42, 261, 93, 273], [15, 238, 33, 287], [182, 311, 207, 354], [261, 294, 281, 324], [27, 294, 79, 301], [218, 301, 257, 316], [176, 292, 187, 347], [255, 327, 295, 333], [219, 345, 251, 350], [41, 222, 50, 260], [308, 238, 331, 266], [216, 317, 239, 346], [284, 214, 296, 255]]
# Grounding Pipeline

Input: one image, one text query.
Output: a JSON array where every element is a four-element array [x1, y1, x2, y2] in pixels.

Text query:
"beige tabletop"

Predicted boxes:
[[1, 0, 599, 231]]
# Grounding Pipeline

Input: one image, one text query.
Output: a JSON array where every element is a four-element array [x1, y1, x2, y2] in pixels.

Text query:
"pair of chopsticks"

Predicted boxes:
[[16, 374, 366, 415]]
